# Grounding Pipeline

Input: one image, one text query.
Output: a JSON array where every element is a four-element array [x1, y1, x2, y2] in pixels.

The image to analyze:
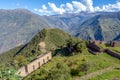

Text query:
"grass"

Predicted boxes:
[[99, 44, 120, 54], [88, 69, 120, 80], [24, 49, 120, 80], [0, 45, 24, 67], [107, 47, 120, 54], [45, 28, 71, 50], [82, 51, 120, 73], [1, 28, 120, 80], [0, 28, 72, 67]]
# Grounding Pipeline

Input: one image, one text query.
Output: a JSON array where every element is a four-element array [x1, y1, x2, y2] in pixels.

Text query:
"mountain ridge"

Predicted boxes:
[[1, 9, 120, 53], [75, 12, 120, 41]]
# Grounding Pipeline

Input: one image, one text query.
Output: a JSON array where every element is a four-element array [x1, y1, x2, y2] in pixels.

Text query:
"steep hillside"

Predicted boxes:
[[75, 12, 120, 41], [1, 9, 120, 54], [0, 9, 54, 54], [0, 9, 97, 54], [19, 28, 72, 56], [0, 28, 73, 66], [44, 12, 98, 34], [1, 28, 120, 80]]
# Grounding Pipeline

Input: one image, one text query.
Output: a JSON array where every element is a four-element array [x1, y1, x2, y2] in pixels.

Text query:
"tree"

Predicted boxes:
[[14, 55, 28, 67], [78, 63, 90, 75], [76, 42, 86, 53], [0, 68, 21, 80], [47, 62, 71, 80]]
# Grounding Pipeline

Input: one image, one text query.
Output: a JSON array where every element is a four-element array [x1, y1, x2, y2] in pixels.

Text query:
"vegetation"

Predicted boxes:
[[107, 47, 120, 54], [88, 69, 120, 80], [0, 68, 21, 80], [99, 43, 120, 54], [0, 28, 120, 80], [0, 45, 23, 68], [24, 50, 120, 80], [0, 28, 73, 69]]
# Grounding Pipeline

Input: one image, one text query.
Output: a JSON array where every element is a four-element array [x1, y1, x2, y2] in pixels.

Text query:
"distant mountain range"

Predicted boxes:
[[0, 9, 53, 53], [75, 12, 120, 41], [0, 9, 120, 53]]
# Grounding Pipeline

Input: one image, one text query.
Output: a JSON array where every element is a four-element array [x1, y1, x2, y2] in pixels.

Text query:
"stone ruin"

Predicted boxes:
[[109, 41, 120, 47], [16, 51, 52, 77]]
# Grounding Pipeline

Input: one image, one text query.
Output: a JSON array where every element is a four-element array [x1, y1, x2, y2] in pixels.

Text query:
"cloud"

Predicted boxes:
[[42, 5, 47, 10], [34, 0, 120, 15], [48, 2, 65, 14], [34, 4, 52, 15], [94, 1, 120, 12], [66, 3, 74, 12], [34, 8, 38, 12], [72, 1, 86, 13], [102, 2, 120, 12], [83, 0, 94, 12]]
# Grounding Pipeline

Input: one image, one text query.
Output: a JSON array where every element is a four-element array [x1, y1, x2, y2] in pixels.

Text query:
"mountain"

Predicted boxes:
[[1, 28, 120, 80], [45, 12, 99, 34], [0, 28, 74, 66], [0, 9, 55, 54], [1, 9, 120, 53], [113, 34, 120, 41], [0, 9, 98, 54], [75, 12, 120, 41]]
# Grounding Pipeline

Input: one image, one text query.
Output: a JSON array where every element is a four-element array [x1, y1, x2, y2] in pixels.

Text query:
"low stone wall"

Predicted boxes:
[[87, 40, 120, 59], [109, 41, 120, 47], [87, 43, 104, 52], [105, 49, 120, 59], [89, 40, 106, 45], [16, 51, 52, 77], [88, 49, 99, 55]]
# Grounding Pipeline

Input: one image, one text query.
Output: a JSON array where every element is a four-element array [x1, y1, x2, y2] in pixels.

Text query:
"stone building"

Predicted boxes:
[[110, 41, 120, 47], [17, 51, 52, 77], [38, 42, 46, 53], [89, 40, 106, 45]]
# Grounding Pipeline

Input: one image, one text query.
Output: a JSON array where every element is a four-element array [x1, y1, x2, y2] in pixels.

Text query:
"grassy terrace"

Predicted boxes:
[[24, 50, 120, 80], [107, 47, 120, 54], [99, 44, 120, 54], [88, 69, 120, 80]]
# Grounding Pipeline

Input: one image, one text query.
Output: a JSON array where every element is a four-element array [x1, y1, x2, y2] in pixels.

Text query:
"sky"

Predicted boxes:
[[0, 0, 120, 15]]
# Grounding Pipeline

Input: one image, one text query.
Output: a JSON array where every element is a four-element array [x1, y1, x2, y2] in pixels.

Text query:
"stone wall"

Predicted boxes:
[[89, 40, 106, 45], [110, 41, 120, 47], [17, 51, 52, 77], [87, 43, 104, 52], [105, 49, 120, 59]]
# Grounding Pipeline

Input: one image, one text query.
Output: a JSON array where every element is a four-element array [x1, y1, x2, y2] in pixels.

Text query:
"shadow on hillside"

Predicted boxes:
[[54, 47, 72, 56]]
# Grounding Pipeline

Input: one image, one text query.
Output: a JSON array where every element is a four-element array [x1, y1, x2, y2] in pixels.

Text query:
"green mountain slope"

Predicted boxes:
[[0, 9, 55, 54], [0, 28, 120, 80], [0, 28, 72, 66]]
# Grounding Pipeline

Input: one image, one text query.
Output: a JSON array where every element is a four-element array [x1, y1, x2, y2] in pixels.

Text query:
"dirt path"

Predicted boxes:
[[74, 66, 114, 80]]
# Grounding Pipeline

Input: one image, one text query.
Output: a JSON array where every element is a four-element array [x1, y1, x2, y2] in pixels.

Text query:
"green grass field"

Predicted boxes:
[[24, 50, 120, 80], [99, 44, 120, 54], [88, 69, 120, 80]]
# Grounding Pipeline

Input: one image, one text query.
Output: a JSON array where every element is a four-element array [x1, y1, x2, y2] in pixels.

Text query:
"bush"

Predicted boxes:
[[47, 62, 71, 80]]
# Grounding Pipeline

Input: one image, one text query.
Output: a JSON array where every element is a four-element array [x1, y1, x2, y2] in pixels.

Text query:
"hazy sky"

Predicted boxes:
[[0, 0, 119, 15]]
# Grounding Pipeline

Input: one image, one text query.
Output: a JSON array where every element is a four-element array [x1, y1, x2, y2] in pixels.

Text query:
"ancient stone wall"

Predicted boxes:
[[110, 41, 120, 47], [89, 40, 106, 45], [17, 51, 52, 77], [105, 49, 120, 59], [87, 43, 104, 52]]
